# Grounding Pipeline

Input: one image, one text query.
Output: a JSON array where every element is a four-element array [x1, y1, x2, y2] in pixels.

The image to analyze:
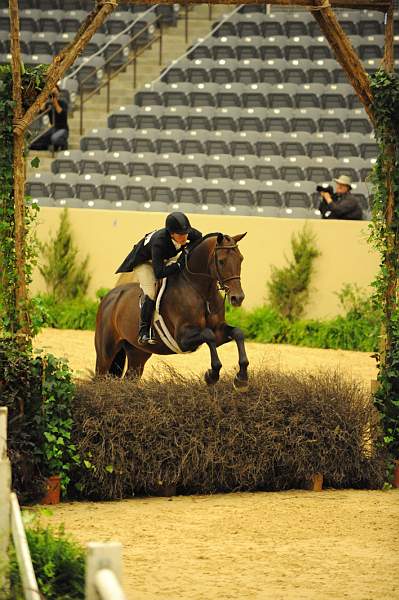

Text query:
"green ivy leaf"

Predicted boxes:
[[30, 156, 40, 169]]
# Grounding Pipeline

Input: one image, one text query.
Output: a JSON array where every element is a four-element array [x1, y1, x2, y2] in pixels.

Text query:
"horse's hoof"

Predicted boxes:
[[233, 375, 249, 393], [205, 369, 219, 386]]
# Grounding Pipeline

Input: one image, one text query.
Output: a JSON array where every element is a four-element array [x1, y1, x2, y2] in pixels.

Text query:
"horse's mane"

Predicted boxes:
[[188, 232, 222, 253]]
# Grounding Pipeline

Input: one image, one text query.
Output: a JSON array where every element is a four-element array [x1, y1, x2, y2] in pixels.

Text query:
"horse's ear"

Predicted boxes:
[[217, 232, 224, 244], [232, 233, 247, 244]]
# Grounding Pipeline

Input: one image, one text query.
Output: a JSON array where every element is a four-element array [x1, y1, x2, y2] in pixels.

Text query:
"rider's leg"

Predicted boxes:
[[134, 263, 157, 345]]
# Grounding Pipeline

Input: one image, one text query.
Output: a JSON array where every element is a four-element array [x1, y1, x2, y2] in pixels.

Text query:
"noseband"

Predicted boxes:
[[213, 244, 242, 292], [184, 242, 241, 293]]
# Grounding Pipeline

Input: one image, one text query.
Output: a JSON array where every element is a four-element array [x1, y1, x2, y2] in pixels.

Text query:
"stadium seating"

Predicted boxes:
[[25, 4, 397, 218]]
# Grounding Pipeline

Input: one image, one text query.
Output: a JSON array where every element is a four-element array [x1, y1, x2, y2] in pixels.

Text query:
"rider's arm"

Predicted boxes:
[[151, 242, 180, 279]]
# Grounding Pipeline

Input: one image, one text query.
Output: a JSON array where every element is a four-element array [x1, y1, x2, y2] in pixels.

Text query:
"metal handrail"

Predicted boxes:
[[65, 4, 158, 81], [78, 16, 163, 135], [28, 105, 52, 146], [153, 4, 242, 85]]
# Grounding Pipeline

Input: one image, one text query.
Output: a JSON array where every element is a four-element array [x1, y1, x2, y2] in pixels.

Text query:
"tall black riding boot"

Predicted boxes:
[[138, 295, 156, 345]]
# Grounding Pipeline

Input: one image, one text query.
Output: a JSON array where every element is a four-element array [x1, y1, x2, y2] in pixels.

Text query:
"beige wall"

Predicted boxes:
[[32, 208, 379, 319]]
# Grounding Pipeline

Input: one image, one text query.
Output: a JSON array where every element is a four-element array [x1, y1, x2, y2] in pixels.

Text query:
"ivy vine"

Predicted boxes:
[[0, 64, 47, 339], [369, 69, 399, 462]]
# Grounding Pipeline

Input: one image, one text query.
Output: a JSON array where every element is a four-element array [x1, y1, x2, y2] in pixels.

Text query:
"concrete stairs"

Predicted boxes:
[[28, 4, 230, 176]]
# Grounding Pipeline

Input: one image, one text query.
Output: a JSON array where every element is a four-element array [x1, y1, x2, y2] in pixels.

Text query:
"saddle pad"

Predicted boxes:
[[153, 278, 191, 354]]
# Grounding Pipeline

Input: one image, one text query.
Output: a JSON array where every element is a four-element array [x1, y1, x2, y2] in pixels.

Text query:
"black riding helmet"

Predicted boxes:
[[165, 212, 191, 235]]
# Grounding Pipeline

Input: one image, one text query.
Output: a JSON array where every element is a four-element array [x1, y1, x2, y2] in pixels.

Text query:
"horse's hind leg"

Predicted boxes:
[[95, 328, 126, 377], [109, 347, 127, 377], [124, 343, 150, 379]]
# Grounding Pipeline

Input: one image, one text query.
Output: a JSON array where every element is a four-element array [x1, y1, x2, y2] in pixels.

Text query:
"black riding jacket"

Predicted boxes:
[[319, 192, 363, 220], [116, 227, 202, 279]]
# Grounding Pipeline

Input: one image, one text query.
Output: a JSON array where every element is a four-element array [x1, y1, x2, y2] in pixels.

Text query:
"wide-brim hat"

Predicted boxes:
[[334, 175, 352, 188]]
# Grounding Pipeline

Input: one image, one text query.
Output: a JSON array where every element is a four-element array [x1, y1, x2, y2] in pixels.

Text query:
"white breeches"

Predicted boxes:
[[132, 255, 180, 300], [133, 263, 157, 300]]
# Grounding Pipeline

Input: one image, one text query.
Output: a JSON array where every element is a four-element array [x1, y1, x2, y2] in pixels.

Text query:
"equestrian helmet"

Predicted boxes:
[[165, 212, 191, 235]]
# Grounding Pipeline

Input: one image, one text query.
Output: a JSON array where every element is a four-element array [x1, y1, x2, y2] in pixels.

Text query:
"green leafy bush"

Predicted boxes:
[[33, 288, 111, 331], [226, 284, 380, 352], [0, 337, 78, 500], [39, 209, 91, 302], [267, 224, 321, 321], [34, 294, 98, 330], [9, 519, 85, 599]]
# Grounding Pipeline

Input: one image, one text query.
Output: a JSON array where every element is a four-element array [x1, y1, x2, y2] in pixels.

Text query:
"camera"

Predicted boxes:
[[316, 184, 334, 195]]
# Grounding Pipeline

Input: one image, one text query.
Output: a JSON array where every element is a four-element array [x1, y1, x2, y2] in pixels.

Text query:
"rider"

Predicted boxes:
[[116, 212, 202, 345]]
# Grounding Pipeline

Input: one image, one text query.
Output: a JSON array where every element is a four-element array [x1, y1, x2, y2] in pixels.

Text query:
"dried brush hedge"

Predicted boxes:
[[70, 369, 387, 499]]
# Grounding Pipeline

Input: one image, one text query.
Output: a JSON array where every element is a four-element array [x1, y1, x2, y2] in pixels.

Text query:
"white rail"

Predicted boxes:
[[0, 407, 11, 594], [1, 406, 127, 600], [86, 542, 127, 600], [10, 493, 41, 600]]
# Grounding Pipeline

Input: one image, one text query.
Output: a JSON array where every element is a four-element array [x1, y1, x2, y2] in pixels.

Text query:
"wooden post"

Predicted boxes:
[[14, 1, 118, 137], [0, 408, 11, 595], [9, 0, 29, 337], [86, 542, 126, 600], [383, 3, 394, 70], [125, 0, 391, 10], [6, 0, 117, 339], [381, 3, 397, 364], [309, 0, 374, 124]]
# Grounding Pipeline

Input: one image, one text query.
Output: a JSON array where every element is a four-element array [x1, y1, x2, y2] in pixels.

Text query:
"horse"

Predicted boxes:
[[95, 232, 249, 390]]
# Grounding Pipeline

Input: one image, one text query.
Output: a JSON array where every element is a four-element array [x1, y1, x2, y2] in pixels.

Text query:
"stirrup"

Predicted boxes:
[[148, 327, 156, 345], [138, 328, 156, 345]]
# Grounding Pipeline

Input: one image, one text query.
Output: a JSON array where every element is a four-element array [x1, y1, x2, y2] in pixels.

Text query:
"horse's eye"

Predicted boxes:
[[219, 259, 225, 266]]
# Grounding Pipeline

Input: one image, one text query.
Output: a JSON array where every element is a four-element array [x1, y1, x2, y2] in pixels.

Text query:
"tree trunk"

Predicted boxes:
[[9, 0, 29, 337], [310, 0, 374, 124]]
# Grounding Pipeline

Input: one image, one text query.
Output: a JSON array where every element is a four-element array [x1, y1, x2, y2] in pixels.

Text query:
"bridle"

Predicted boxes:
[[183, 242, 242, 293]]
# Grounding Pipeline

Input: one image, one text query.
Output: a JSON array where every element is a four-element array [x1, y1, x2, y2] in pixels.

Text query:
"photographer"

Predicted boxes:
[[30, 85, 69, 152], [317, 175, 362, 221]]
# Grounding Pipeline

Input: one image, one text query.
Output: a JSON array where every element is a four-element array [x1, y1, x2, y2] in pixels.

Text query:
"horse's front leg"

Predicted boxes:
[[219, 324, 249, 392], [178, 327, 222, 386]]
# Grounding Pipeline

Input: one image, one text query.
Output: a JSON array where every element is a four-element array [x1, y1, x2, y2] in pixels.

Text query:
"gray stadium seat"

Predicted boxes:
[[80, 150, 108, 175], [80, 128, 108, 152], [186, 107, 213, 131], [213, 107, 241, 131], [103, 151, 133, 175], [75, 173, 103, 201], [128, 152, 155, 176], [201, 177, 231, 206], [50, 173, 79, 200], [133, 106, 163, 130], [124, 175, 154, 204], [51, 150, 83, 174], [180, 131, 207, 155], [177, 155, 205, 179], [30, 196, 56, 207], [54, 198, 84, 209], [108, 105, 138, 129], [101, 174, 131, 202], [161, 106, 189, 130], [26, 172, 53, 197], [152, 159, 178, 178]]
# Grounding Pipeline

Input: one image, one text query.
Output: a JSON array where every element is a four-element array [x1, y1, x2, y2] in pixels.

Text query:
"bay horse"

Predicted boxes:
[[95, 232, 249, 390]]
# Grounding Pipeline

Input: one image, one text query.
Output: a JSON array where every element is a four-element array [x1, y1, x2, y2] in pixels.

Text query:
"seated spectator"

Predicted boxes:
[[318, 175, 362, 220], [30, 85, 69, 152]]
